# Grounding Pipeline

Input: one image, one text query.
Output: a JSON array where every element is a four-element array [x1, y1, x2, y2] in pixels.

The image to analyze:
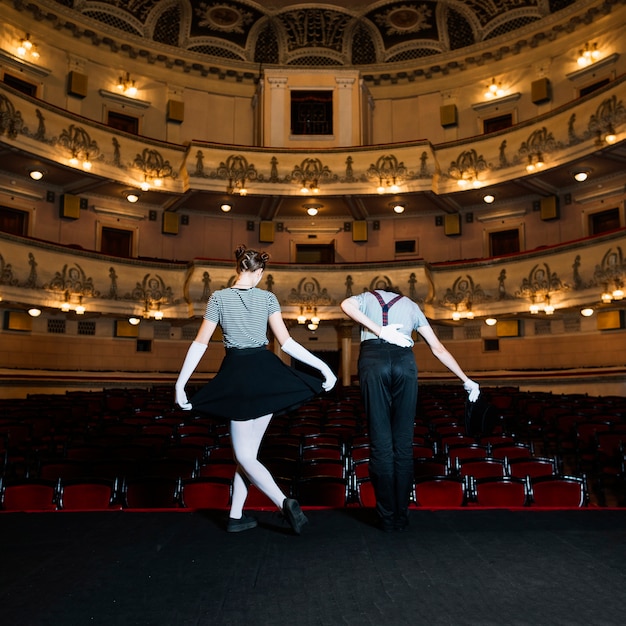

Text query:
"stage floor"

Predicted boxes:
[[2, 508, 626, 625]]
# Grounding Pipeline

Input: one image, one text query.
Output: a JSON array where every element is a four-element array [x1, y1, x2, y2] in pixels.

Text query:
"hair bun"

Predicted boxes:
[[234, 244, 247, 259]]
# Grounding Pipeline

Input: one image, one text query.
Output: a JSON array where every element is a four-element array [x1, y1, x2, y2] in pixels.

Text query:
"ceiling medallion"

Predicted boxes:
[[376, 5, 432, 35], [196, 4, 252, 33]]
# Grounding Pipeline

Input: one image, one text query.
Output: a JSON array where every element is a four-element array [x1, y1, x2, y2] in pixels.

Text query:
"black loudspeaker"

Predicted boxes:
[[162, 212, 179, 235], [540, 196, 559, 221], [60, 194, 81, 219], [167, 100, 185, 123], [259, 221, 274, 243], [444, 214, 461, 236], [440, 104, 458, 127], [67, 71, 88, 98], [531, 78, 551, 104], [353, 220, 368, 242]]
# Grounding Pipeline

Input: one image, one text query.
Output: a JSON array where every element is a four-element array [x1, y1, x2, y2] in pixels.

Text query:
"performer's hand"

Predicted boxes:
[[322, 368, 337, 392], [379, 324, 412, 348], [463, 379, 480, 403], [175, 386, 192, 410]]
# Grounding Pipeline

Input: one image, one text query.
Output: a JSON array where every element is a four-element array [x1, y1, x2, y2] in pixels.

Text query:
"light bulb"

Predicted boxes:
[[485, 318, 497, 326]]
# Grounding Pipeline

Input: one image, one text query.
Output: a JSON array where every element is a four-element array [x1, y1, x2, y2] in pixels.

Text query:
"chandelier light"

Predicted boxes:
[[117, 72, 137, 96], [484, 78, 505, 99], [577, 42, 600, 67], [17, 33, 40, 60]]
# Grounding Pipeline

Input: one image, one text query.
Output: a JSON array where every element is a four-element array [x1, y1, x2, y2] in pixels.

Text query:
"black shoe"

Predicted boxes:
[[227, 513, 258, 533], [283, 498, 308, 535]]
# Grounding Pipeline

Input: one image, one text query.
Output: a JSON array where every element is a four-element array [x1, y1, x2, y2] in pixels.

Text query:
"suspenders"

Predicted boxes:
[[370, 291, 403, 326]]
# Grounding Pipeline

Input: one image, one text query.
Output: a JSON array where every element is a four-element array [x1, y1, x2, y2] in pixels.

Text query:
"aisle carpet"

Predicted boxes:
[[2, 508, 626, 625]]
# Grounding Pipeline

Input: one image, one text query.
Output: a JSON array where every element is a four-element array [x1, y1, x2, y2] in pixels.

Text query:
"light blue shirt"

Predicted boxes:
[[351, 290, 430, 346]]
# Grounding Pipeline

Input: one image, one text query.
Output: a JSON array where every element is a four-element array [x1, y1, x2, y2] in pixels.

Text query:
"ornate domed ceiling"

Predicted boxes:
[[47, 0, 576, 68]]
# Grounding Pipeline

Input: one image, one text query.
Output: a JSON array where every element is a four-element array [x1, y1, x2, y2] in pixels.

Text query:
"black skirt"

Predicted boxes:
[[190, 346, 324, 421]]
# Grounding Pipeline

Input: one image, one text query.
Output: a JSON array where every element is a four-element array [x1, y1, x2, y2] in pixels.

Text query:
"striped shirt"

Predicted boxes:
[[203, 287, 281, 349], [351, 290, 430, 346]]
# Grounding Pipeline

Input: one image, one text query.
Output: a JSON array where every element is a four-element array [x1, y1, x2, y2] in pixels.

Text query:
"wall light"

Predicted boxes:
[[526, 153, 545, 173], [573, 170, 589, 182], [303, 202, 322, 217], [124, 190, 141, 203], [297, 306, 320, 330], [484, 78, 505, 99], [17, 33, 39, 60], [117, 71, 137, 96], [577, 42, 600, 67], [604, 126, 617, 145], [300, 180, 320, 194]]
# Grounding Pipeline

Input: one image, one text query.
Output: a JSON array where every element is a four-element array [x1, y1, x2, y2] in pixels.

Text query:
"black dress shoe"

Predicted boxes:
[[283, 498, 308, 535], [227, 513, 258, 533]]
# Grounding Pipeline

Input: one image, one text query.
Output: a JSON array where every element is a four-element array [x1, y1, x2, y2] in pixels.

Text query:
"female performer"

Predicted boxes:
[[175, 245, 337, 534]]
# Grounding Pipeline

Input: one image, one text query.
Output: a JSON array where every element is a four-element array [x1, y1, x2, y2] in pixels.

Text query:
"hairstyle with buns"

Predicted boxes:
[[234, 244, 269, 274]]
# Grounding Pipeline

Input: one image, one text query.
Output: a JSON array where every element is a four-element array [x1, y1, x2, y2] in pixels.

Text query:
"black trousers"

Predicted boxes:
[[358, 340, 417, 528]]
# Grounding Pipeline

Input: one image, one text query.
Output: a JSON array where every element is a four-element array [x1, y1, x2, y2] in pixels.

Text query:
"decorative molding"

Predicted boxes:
[[471, 93, 522, 113], [286, 226, 342, 234], [0, 185, 45, 201], [566, 53, 620, 83], [0, 49, 51, 78], [98, 89, 151, 109], [477, 208, 527, 223], [92, 205, 146, 220]]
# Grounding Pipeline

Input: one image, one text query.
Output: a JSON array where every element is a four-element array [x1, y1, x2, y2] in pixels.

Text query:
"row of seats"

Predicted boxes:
[[0, 471, 589, 511], [1, 384, 624, 510]]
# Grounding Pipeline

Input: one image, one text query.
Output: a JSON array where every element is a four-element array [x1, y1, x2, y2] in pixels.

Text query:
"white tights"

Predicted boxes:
[[229, 414, 286, 519]]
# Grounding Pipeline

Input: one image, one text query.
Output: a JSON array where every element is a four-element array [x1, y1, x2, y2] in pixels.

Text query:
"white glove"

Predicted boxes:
[[379, 323, 412, 348], [175, 341, 207, 409], [281, 337, 337, 392], [463, 379, 480, 403]]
